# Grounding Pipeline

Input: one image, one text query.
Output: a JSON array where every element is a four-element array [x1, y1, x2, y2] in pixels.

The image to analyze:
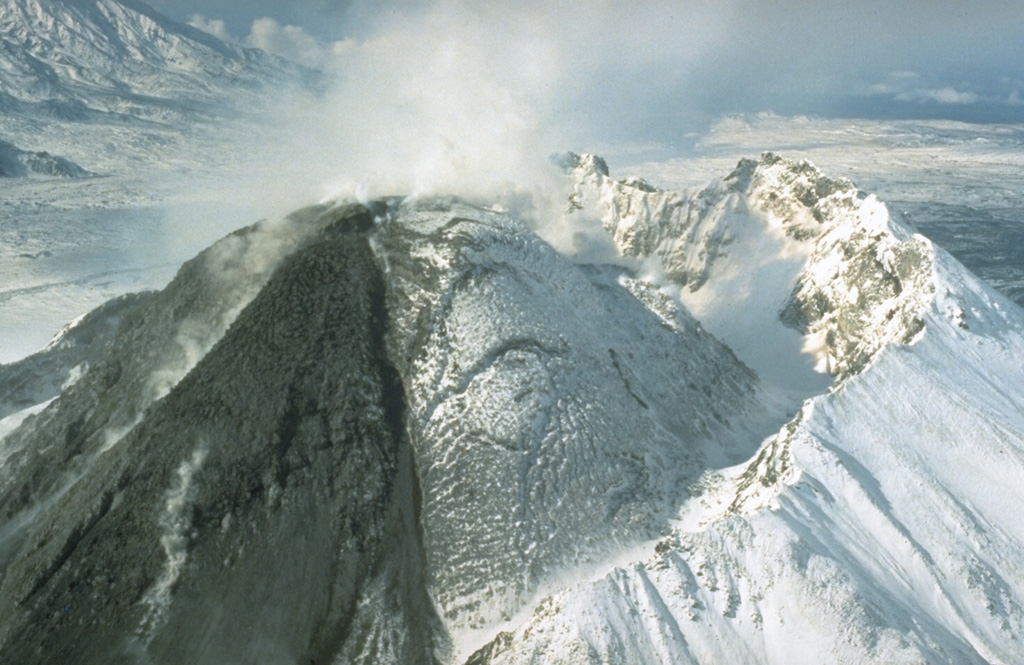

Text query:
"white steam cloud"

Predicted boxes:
[[245, 17, 341, 69], [228, 0, 732, 217], [203, 0, 1024, 220], [187, 14, 231, 42], [138, 442, 209, 645], [895, 87, 981, 105], [189, 13, 344, 69]]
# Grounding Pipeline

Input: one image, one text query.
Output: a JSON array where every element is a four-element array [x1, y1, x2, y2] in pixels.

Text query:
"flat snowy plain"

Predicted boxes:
[[0, 114, 271, 363]]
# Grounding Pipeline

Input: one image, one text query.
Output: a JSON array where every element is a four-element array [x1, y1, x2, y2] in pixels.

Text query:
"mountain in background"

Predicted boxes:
[[0, 0, 315, 365], [0, 0, 303, 123], [1, 154, 1023, 664], [0, 137, 93, 177]]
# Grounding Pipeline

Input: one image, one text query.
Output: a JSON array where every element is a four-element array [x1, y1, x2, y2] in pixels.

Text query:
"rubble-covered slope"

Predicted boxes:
[[0, 205, 446, 664], [0, 202, 339, 522], [372, 200, 786, 658]]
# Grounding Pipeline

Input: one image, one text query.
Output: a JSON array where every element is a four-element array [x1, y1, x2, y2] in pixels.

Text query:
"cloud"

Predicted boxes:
[[213, 0, 1024, 220], [188, 13, 343, 69], [187, 14, 234, 42], [230, 0, 738, 216], [861, 72, 999, 109], [895, 87, 980, 105], [244, 18, 337, 69]]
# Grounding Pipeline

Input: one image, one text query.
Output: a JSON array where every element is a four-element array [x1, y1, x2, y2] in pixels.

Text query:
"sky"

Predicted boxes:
[[144, 0, 1024, 208], [153, 0, 1024, 131]]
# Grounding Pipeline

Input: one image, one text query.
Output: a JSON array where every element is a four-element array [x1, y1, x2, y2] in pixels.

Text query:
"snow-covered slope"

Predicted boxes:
[[373, 199, 790, 658], [0, 0, 298, 121], [2, 153, 1024, 664], [0, 291, 147, 423], [462, 155, 1024, 664]]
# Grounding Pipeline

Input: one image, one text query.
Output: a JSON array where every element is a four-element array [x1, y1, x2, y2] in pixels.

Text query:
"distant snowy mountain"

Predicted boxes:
[[0, 0, 301, 121], [2, 154, 1024, 664], [0, 137, 92, 177], [0, 0, 315, 367]]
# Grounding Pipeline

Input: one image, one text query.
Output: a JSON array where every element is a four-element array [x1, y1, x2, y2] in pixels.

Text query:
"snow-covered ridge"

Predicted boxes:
[[566, 151, 938, 385], [565, 151, 846, 287], [462, 156, 1024, 664], [0, 291, 147, 425], [0, 0, 299, 121], [780, 188, 933, 378]]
